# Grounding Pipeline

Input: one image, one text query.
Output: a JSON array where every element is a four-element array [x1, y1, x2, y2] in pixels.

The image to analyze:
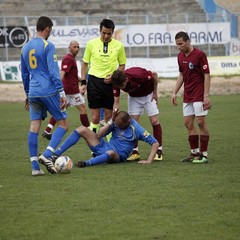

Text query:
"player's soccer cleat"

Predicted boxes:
[[154, 150, 163, 161], [50, 154, 59, 164], [76, 161, 86, 168], [39, 154, 57, 174], [181, 153, 199, 162], [127, 153, 140, 161], [32, 169, 45, 176], [42, 131, 52, 141], [192, 154, 208, 164]]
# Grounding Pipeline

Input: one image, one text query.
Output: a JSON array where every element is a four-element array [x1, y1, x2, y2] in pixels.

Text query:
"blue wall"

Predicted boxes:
[[198, 0, 237, 37]]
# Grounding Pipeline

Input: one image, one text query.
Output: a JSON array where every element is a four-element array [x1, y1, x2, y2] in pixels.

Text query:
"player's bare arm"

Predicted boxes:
[[172, 73, 184, 106], [203, 73, 212, 110], [138, 142, 159, 164]]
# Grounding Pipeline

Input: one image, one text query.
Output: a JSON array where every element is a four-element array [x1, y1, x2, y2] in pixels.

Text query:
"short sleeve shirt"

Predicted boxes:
[[83, 38, 126, 78], [178, 48, 210, 102], [61, 54, 79, 94], [113, 67, 153, 97]]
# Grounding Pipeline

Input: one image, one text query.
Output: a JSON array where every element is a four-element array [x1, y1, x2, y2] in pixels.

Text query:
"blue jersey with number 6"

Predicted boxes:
[[21, 37, 63, 98]]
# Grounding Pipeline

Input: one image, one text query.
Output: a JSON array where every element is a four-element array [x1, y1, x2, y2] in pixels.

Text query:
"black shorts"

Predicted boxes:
[[87, 75, 114, 109]]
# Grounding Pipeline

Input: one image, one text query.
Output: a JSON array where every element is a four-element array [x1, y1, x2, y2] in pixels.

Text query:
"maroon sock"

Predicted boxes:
[[80, 114, 90, 127], [200, 135, 209, 152], [188, 135, 199, 150], [153, 123, 162, 146], [45, 117, 56, 133], [132, 142, 139, 154]]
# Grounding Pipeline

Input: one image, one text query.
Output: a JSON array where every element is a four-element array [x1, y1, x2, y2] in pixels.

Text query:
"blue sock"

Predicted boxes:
[[85, 153, 110, 166], [43, 127, 66, 158], [55, 130, 81, 156], [28, 132, 41, 170], [28, 131, 38, 157], [31, 160, 40, 170]]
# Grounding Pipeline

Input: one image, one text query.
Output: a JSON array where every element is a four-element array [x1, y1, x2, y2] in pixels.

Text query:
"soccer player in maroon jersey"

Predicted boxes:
[[42, 41, 90, 140], [111, 67, 163, 161], [171, 31, 212, 164]]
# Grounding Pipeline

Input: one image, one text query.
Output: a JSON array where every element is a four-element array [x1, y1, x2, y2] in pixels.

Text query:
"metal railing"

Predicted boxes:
[[0, 13, 238, 61]]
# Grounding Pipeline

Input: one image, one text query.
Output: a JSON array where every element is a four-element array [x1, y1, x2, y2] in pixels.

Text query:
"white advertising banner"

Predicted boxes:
[[230, 38, 240, 56], [1, 56, 239, 81], [28, 22, 230, 48]]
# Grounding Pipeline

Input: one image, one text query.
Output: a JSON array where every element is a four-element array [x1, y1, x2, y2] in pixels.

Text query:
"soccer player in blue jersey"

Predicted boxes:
[[21, 16, 68, 176], [52, 110, 159, 167]]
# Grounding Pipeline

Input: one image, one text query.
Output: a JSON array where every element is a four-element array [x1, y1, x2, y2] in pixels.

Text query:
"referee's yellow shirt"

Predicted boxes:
[[83, 38, 126, 78]]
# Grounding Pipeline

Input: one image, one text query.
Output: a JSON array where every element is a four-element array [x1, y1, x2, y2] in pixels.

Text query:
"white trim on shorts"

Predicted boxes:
[[128, 92, 159, 116], [183, 102, 208, 117], [66, 93, 85, 106]]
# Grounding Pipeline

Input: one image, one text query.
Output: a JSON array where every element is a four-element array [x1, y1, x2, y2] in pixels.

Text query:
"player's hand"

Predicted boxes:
[[203, 96, 212, 110], [112, 108, 119, 122], [171, 93, 177, 106], [60, 96, 68, 110], [104, 75, 112, 84], [138, 160, 152, 164], [24, 98, 29, 111], [80, 85, 86, 95]]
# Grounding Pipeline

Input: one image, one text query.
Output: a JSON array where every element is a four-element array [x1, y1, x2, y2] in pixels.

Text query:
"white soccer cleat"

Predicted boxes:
[[32, 169, 45, 176], [39, 154, 57, 174]]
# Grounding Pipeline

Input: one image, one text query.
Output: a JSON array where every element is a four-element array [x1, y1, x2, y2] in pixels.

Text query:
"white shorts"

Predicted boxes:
[[66, 93, 85, 106], [128, 93, 159, 116], [183, 102, 208, 117]]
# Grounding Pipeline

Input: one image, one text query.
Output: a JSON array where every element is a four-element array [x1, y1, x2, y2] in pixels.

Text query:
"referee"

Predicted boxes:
[[80, 19, 126, 134]]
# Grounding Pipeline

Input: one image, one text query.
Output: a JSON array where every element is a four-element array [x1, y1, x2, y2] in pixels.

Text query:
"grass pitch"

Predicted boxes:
[[0, 95, 239, 240]]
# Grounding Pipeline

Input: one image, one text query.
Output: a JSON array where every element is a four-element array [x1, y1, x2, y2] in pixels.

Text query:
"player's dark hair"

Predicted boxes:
[[36, 16, 53, 32], [175, 31, 190, 41], [111, 70, 126, 88], [100, 19, 115, 31]]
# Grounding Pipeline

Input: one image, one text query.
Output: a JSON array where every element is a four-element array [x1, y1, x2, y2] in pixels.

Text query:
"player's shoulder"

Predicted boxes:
[[193, 47, 205, 56]]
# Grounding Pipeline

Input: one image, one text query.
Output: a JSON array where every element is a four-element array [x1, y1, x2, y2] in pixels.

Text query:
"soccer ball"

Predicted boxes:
[[54, 156, 73, 174]]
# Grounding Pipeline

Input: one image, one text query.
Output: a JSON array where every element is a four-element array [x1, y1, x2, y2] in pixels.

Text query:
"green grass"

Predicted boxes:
[[0, 95, 239, 240]]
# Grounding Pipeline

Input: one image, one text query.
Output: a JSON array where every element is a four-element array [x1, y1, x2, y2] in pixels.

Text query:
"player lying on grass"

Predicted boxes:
[[52, 110, 159, 167]]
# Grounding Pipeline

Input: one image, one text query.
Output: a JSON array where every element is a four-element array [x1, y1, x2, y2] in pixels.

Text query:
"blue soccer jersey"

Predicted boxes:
[[21, 37, 64, 98], [108, 119, 157, 160]]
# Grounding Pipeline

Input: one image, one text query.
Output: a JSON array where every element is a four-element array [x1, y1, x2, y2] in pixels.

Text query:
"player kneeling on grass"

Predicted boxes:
[[53, 110, 159, 167]]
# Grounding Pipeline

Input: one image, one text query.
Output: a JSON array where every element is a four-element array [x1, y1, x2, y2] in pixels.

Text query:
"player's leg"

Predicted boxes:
[[76, 144, 119, 168], [87, 75, 103, 133], [181, 102, 200, 162], [192, 102, 209, 164], [28, 99, 45, 176], [75, 103, 90, 127], [42, 116, 56, 140], [39, 95, 68, 173], [127, 96, 142, 161], [54, 126, 99, 159], [99, 108, 106, 126], [145, 94, 163, 161], [69, 93, 90, 127]]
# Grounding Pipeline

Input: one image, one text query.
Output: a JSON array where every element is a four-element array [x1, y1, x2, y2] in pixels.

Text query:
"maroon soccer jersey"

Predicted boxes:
[[113, 67, 153, 97], [61, 54, 79, 94], [177, 48, 210, 102]]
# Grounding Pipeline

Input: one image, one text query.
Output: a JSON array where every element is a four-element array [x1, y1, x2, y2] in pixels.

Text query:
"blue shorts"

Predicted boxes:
[[89, 138, 124, 162], [29, 93, 67, 121]]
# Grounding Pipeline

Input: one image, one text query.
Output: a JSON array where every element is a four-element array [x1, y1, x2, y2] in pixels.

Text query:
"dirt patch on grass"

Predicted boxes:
[[0, 76, 239, 102]]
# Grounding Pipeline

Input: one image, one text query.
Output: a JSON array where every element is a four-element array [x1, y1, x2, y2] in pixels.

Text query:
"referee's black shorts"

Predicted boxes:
[[87, 75, 114, 110]]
